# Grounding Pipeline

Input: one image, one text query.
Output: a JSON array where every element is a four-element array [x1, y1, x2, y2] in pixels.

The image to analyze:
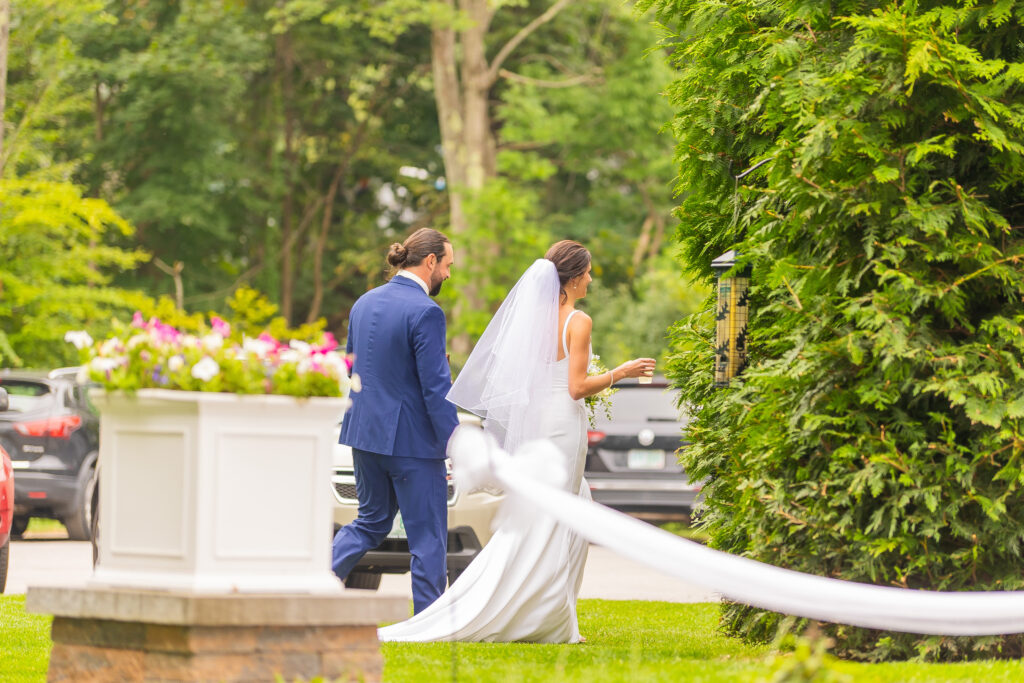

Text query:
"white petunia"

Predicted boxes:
[[90, 356, 121, 373], [243, 336, 275, 358], [168, 355, 185, 372], [201, 333, 224, 352], [191, 357, 220, 382], [289, 340, 312, 355], [63, 330, 94, 350], [126, 333, 148, 350]]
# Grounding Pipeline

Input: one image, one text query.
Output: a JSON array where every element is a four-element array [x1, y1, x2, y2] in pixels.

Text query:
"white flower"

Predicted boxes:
[[90, 356, 121, 373], [63, 330, 94, 350], [191, 357, 220, 382], [126, 333, 148, 350], [168, 355, 185, 372], [289, 340, 312, 355], [242, 336, 274, 358], [201, 333, 224, 352], [100, 338, 121, 356], [350, 372, 362, 393], [278, 349, 301, 363]]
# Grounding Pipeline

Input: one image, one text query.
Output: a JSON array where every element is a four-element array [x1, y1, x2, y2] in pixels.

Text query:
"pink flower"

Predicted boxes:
[[131, 312, 146, 328], [210, 316, 230, 337], [314, 332, 338, 354]]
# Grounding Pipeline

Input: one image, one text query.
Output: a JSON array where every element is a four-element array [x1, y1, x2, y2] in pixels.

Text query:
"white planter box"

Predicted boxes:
[[90, 389, 348, 594]]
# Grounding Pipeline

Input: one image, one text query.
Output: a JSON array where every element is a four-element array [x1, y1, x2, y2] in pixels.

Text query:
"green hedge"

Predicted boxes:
[[645, 0, 1024, 661]]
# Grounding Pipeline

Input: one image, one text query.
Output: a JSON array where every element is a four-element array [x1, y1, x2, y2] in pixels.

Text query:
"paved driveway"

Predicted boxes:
[[6, 538, 717, 603]]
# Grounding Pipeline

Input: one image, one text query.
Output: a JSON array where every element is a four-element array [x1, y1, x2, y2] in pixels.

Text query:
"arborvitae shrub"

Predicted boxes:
[[642, 0, 1024, 660]]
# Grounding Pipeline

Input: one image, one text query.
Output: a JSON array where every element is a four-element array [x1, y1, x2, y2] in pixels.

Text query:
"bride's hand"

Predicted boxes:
[[614, 358, 656, 380]]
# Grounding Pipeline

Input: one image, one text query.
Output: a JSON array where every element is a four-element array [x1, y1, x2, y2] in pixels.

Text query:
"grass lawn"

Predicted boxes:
[[4, 595, 1024, 682], [0, 596, 52, 683]]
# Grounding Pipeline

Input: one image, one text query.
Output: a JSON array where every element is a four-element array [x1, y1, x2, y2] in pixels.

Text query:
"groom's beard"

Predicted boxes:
[[429, 269, 445, 297]]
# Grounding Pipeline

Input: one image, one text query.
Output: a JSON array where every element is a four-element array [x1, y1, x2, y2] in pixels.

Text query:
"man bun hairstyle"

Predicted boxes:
[[387, 228, 450, 270], [545, 239, 591, 302]]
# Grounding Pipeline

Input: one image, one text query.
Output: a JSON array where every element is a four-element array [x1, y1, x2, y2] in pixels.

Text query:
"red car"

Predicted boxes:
[[0, 387, 13, 592]]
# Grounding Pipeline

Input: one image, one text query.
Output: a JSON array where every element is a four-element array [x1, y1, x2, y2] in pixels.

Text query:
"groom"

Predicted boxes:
[[332, 227, 460, 614]]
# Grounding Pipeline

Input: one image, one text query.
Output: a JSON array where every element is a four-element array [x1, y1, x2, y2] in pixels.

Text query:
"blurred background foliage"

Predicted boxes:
[[0, 0, 702, 370]]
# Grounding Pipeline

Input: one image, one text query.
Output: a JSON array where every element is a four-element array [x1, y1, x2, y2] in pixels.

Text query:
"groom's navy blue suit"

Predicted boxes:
[[332, 274, 459, 613]]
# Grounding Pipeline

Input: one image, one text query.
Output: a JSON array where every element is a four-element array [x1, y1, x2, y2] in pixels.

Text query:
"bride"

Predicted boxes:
[[377, 240, 655, 643]]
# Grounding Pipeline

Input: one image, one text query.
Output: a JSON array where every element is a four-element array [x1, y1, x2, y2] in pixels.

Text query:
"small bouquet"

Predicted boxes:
[[65, 312, 352, 398], [584, 354, 617, 428]]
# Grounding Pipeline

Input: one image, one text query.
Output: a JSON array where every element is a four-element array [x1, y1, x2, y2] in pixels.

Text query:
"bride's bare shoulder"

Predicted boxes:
[[568, 310, 592, 333]]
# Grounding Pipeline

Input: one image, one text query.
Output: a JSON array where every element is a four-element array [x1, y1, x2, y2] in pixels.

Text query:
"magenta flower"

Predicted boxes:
[[314, 332, 339, 354], [131, 311, 146, 328], [210, 316, 230, 337]]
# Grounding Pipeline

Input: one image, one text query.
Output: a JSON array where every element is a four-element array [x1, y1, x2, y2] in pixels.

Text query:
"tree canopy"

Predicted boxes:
[[2, 0, 697, 370], [648, 0, 1024, 660]]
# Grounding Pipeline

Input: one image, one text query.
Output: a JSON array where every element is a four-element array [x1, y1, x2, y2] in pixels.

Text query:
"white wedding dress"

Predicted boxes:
[[377, 311, 591, 643]]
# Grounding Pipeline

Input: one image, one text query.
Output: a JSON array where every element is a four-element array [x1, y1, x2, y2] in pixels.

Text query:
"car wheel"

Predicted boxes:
[[90, 469, 100, 568], [343, 572, 382, 590], [63, 463, 97, 541], [9, 516, 28, 539], [0, 538, 8, 593]]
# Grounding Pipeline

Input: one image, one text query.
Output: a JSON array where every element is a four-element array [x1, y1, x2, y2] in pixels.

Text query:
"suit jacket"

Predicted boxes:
[[339, 276, 459, 459]]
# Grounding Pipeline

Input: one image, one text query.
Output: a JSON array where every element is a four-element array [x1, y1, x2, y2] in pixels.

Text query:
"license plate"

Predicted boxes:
[[627, 449, 665, 470], [387, 513, 407, 539]]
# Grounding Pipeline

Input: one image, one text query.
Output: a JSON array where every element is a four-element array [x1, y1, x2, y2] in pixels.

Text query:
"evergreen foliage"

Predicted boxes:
[[643, 0, 1024, 660]]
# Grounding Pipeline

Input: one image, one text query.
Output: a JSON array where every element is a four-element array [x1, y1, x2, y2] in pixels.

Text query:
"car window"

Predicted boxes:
[[604, 387, 683, 424], [0, 380, 52, 412]]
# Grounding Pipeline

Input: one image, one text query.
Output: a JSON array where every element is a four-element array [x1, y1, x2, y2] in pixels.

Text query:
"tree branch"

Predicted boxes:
[[498, 67, 601, 89], [485, 0, 574, 87]]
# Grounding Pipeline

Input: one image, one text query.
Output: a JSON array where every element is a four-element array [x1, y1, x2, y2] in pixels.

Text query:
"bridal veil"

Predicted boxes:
[[447, 259, 560, 455]]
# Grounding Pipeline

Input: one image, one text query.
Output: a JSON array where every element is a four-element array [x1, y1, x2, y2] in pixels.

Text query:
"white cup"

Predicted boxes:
[[638, 372, 653, 384]]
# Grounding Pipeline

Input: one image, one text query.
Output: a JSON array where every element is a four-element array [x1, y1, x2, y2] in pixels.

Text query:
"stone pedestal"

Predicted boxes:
[[27, 586, 409, 683]]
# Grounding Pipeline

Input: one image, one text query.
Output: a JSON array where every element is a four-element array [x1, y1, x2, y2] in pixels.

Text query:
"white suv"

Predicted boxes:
[[331, 413, 503, 589]]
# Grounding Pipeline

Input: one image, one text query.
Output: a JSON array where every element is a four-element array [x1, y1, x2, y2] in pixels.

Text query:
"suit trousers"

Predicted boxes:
[[331, 448, 448, 614]]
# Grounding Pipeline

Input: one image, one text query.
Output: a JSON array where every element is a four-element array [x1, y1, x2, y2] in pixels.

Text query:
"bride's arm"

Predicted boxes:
[[566, 314, 656, 400]]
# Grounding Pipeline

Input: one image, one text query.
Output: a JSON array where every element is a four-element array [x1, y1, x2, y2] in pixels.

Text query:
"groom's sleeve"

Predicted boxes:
[[412, 306, 460, 446]]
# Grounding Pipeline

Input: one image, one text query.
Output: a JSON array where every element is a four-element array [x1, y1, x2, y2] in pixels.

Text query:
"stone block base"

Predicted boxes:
[[27, 586, 409, 683]]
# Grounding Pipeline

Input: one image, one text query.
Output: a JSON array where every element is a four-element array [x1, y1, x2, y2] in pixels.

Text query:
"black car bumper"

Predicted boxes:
[[587, 474, 701, 517], [349, 525, 483, 575], [12, 471, 78, 515]]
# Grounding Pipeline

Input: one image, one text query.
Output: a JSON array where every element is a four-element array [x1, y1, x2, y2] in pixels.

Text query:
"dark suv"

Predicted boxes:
[[0, 370, 99, 540], [585, 377, 699, 521]]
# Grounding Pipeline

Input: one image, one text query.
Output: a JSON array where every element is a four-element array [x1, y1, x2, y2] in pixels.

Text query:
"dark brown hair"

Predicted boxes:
[[545, 240, 591, 302], [387, 228, 450, 270]]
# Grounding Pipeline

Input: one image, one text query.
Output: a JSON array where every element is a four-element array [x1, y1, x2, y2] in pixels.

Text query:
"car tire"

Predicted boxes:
[[90, 468, 100, 568], [0, 538, 8, 593], [343, 572, 382, 590], [10, 516, 28, 539], [63, 462, 97, 541]]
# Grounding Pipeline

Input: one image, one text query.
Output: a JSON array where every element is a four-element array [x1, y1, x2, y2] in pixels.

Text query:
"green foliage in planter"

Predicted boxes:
[[643, 0, 1024, 661]]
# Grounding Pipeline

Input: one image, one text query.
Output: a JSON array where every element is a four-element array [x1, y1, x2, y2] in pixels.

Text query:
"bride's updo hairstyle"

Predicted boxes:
[[545, 240, 591, 303], [387, 227, 450, 271]]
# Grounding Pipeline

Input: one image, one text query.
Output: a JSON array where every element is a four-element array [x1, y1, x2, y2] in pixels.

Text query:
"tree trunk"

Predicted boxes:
[[0, 0, 10, 170], [430, 0, 573, 356], [276, 29, 298, 324], [307, 166, 345, 324]]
